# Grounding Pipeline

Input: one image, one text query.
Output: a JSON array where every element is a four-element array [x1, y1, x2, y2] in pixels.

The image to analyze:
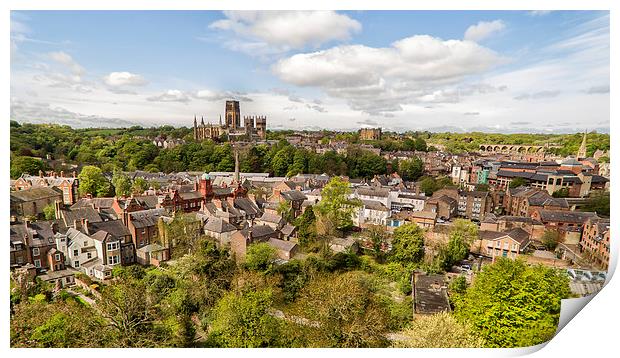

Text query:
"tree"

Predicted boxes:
[[112, 170, 132, 197], [392, 312, 484, 348], [541, 230, 562, 251], [10, 156, 48, 179], [132, 177, 148, 194], [399, 157, 424, 181], [97, 279, 159, 347], [43, 203, 56, 220], [208, 289, 282, 347], [449, 275, 467, 295], [78, 166, 112, 197], [509, 177, 528, 188], [552, 188, 570, 198], [418, 176, 454, 196], [582, 191, 610, 217], [11, 299, 111, 348], [439, 219, 478, 270], [365, 224, 389, 262], [454, 258, 570, 347], [314, 177, 361, 235], [289, 272, 390, 347], [245, 243, 277, 272], [391, 223, 425, 265], [294, 205, 317, 247]]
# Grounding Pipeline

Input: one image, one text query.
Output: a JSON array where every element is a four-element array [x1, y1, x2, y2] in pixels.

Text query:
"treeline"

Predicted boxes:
[[10, 122, 425, 180]]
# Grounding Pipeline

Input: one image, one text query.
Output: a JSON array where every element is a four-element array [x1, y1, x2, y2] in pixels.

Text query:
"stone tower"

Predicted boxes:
[[225, 100, 241, 129], [577, 131, 588, 159]]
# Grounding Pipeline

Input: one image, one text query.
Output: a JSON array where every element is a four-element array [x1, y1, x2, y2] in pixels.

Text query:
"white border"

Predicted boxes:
[[3, 1, 616, 357]]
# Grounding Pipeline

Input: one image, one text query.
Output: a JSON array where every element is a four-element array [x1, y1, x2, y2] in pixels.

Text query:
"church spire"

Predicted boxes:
[[219, 115, 222, 126], [201, 116, 205, 126], [577, 130, 588, 158], [234, 147, 240, 184]]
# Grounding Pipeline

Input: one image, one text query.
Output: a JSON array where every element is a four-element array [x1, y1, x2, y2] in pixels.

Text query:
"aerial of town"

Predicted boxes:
[[9, 10, 611, 349]]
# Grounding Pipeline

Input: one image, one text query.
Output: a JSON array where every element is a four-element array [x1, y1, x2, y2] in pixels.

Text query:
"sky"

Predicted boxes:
[[10, 10, 610, 133]]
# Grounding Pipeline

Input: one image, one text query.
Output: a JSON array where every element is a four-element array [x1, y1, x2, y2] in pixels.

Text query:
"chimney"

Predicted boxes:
[[73, 220, 80, 230], [51, 221, 58, 234], [83, 219, 89, 234]]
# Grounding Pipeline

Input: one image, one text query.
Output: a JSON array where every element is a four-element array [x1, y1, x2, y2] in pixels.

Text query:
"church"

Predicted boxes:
[[193, 100, 267, 142]]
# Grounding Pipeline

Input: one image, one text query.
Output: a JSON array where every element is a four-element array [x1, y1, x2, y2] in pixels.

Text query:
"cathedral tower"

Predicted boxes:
[[225, 100, 241, 129]]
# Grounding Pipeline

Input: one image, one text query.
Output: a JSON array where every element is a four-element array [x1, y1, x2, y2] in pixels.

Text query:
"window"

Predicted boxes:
[[55, 253, 61, 261], [34, 259, 41, 268], [32, 247, 40, 256], [73, 249, 79, 256], [84, 241, 88, 247], [74, 261, 80, 267], [107, 242, 119, 251], [105, 271, 111, 277], [87, 252, 92, 259]]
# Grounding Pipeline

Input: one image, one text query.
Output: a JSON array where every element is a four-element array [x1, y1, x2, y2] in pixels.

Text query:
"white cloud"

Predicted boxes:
[[11, 98, 137, 128], [194, 89, 253, 102], [209, 11, 361, 55], [103, 72, 147, 87], [273, 35, 504, 115], [49, 51, 85, 76], [528, 11, 552, 16], [146, 90, 191, 103], [464, 20, 506, 42]]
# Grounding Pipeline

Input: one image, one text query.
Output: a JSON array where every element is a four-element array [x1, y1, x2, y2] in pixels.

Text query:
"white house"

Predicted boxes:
[[353, 199, 390, 227]]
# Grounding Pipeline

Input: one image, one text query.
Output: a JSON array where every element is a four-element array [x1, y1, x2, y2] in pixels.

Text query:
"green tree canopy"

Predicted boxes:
[[439, 219, 478, 270], [541, 230, 562, 251], [390, 223, 426, 265], [399, 157, 424, 181], [10, 156, 48, 179], [208, 289, 282, 347], [245, 243, 277, 272], [111, 170, 132, 197], [288, 272, 390, 348], [78, 165, 112, 197], [314, 177, 361, 235], [392, 312, 485, 348], [509, 177, 528, 188], [454, 258, 570, 347]]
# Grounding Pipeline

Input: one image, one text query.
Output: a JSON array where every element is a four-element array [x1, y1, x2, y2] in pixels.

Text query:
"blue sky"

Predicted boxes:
[[10, 10, 609, 133]]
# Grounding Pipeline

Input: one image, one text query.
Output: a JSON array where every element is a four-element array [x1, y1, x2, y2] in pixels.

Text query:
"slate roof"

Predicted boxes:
[[281, 190, 307, 201], [537, 209, 598, 224], [129, 208, 166, 229], [259, 212, 286, 224], [268, 238, 297, 253], [356, 187, 390, 198], [133, 195, 159, 209], [234, 197, 260, 216], [10, 221, 56, 247], [11, 187, 62, 202], [88, 220, 131, 239], [204, 217, 237, 234], [71, 197, 115, 210], [238, 225, 277, 240], [60, 207, 103, 226], [280, 224, 296, 236], [362, 199, 389, 212]]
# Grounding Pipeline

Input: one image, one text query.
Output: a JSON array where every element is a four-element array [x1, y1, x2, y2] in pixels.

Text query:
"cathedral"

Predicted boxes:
[[193, 100, 267, 142]]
